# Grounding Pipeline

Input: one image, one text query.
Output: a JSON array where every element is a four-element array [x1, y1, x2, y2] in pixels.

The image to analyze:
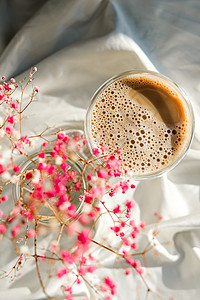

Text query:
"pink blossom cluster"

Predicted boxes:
[[0, 70, 152, 300]]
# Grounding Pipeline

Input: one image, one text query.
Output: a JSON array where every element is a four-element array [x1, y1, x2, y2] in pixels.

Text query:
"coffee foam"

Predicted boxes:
[[90, 74, 192, 176]]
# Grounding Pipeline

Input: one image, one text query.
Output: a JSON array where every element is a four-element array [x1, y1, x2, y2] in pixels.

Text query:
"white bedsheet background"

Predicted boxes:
[[0, 0, 200, 299]]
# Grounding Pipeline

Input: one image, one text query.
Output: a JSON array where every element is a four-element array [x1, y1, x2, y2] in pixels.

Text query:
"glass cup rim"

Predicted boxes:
[[85, 69, 195, 180]]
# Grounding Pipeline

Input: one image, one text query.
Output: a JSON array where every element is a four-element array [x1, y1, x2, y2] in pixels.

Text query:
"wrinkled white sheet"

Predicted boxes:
[[0, 0, 200, 299]]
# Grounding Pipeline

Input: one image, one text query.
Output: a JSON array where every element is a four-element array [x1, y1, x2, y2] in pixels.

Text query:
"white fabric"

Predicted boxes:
[[0, 0, 200, 299]]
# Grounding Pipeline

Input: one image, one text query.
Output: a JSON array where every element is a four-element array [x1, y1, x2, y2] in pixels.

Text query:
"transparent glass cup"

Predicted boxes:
[[13, 129, 86, 225], [85, 70, 194, 180]]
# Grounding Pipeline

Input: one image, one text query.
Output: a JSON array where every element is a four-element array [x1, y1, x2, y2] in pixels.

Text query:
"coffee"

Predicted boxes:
[[88, 73, 193, 177]]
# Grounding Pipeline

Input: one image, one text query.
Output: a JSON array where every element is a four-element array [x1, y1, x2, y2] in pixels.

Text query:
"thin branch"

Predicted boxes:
[[34, 220, 52, 300]]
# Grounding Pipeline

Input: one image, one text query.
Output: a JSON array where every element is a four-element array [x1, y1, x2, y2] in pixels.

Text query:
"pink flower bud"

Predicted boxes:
[[78, 229, 91, 245], [42, 142, 48, 147], [87, 173, 93, 181], [34, 86, 39, 93], [57, 132, 65, 140], [0, 92, 5, 100], [10, 78, 15, 84], [140, 221, 146, 229], [6, 126, 14, 135], [87, 266, 96, 273], [12, 102, 19, 109], [0, 223, 6, 234], [97, 170, 108, 179], [4, 83, 10, 91], [26, 172, 33, 180], [125, 269, 132, 275], [38, 152, 46, 159], [11, 224, 20, 239], [27, 229, 36, 238], [92, 147, 100, 156], [131, 242, 137, 250], [13, 165, 21, 173], [39, 255, 45, 261], [2, 195, 8, 202], [7, 115, 15, 124]]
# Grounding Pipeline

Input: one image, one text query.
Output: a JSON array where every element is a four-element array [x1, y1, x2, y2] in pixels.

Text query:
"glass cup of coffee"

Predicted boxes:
[[85, 70, 194, 180]]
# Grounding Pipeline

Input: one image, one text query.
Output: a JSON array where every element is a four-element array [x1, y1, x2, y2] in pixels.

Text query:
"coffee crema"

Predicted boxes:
[[89, 73, 193, 177]]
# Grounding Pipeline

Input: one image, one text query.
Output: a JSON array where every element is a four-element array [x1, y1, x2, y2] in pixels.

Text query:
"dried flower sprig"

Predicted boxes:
[[0, 69, 170, 300]]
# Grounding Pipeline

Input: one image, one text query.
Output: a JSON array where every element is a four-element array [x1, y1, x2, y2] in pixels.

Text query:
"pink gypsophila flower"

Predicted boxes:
[[4, 83, 10, 91], [84, 194, 93, 204], [0, 223, 6, 234], [13, 165, 21, 173], [57, 132, 65, 140], [78, 229, 91, 245], [26, 172, 33, 180], [67, 204, 76, 218], [74, 182, 81, 191], [38, 152, 46, 159], [11, 224, 20, 239], [6, 126, 14, 135], [90, 186, 105, 198], [12, 102, 19, 109], [0, 92, 5, 100], [92, 147, 100, 156], [2, 195, 8, 202], [106, 156, 121, 169], [97, 170, 108, 179], [131, 242, 137, 250], [42, 142, 48, 147], [60, 250, 74, 264], [87, 266, 96, 273], [111, 226, 120, 233], [60, 162, 70, 172], [120, 181, 129, 193], [126, 257, 135, 266], [114, 169, 121, 177], [104, 276, 116, 295], [56, 267, 69, 278], [86, 173, 93, 181], [88, 210, 97, 219], [140, 221, 146, 229], [123, 238, 130, 246], [21, 135, 30, 144], [27, 229, 36, 238], [113, 205, 120, 214], [14, 142, 23, 153], [78, 266, 86, 276], [125, 269, 132, 275], [0, 164, 6, 174], [126, 200, 135, 212], [10, 78, 16, 84]]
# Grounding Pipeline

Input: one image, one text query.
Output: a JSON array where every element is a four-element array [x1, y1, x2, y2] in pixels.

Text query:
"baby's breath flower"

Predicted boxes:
[[11, 175, 19, 184], [20, 245, 30, 255], [1, 171, 11, 181], [32, 170, 40, 184], [55, 156, 62, 165]]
